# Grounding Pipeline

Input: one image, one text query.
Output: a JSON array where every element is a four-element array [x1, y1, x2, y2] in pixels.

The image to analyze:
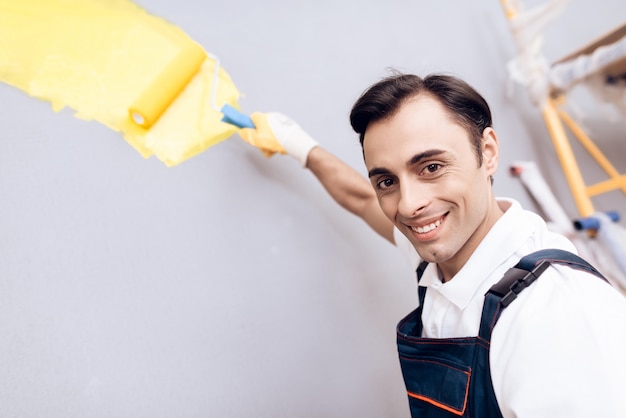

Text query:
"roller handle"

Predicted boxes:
[[573, 211, 620, 231], [221, 104, 255, 129]]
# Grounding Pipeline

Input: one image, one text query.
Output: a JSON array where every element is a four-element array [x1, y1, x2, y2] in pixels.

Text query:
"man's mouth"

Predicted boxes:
[[410, 217, 444, 234]]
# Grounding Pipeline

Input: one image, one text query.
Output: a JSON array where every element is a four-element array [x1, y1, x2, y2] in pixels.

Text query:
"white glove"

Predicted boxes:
[[239, 112, 319, 168]]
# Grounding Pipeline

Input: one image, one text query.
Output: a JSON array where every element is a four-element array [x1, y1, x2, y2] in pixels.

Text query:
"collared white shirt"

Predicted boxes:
[[394, 198, 626, 417]]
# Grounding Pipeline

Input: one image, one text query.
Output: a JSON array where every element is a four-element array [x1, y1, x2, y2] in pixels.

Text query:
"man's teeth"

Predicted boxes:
[[413, 219, 441, 234]]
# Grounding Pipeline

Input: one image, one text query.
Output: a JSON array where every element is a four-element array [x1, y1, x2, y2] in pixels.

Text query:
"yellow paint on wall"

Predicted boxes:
[[0, 0, 242, 166]]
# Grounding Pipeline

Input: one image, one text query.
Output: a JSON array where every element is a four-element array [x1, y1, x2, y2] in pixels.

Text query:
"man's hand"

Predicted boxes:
[[239, 112, 319, 167]]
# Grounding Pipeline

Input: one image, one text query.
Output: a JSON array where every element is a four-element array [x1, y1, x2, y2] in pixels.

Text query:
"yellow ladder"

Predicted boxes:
[[501, 0, 626, 218]]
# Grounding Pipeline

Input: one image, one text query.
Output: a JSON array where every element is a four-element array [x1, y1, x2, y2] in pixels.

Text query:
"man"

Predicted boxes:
[[239, 73, 626, 417]]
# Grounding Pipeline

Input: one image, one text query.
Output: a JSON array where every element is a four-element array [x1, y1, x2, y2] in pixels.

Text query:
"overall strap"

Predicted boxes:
[[479, 248, 607, 340], [489, 248, 607, 308]]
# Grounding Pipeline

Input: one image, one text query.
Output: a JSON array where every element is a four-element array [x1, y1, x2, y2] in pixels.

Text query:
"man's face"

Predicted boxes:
[[363, 95, 500, 279]]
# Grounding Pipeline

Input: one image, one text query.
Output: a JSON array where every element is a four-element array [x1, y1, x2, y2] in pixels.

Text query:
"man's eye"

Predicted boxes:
[[425, 163, 441, 173], [376, 178, 395, 190]]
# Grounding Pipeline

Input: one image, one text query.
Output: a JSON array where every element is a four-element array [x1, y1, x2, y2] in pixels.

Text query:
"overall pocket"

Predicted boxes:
[[398, 355, 471, 417]]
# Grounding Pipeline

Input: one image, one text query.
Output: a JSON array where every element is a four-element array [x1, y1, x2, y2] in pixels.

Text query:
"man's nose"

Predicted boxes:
[[397, 181, 429, 218]]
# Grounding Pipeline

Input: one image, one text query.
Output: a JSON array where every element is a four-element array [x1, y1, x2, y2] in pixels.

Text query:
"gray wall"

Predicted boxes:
[[1, 1, 624, 417]]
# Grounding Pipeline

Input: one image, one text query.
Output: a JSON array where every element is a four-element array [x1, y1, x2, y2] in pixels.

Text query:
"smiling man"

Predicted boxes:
[[361, 91, 502, 282], [239, 72, 626, 417]]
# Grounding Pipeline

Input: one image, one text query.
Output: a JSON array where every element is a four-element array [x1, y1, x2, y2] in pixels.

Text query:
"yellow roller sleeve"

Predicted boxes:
[[128, 42, 206, 129], [0, 0, 243, 166]]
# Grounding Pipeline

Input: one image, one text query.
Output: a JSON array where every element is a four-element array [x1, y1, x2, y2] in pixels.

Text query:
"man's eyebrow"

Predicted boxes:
[[368, 167, 391, 178], [407, 149, 446, 166]]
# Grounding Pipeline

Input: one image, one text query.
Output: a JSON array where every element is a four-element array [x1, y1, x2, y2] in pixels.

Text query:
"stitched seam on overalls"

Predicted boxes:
[[397, 336, 490, 351], [406, 363, 470, 417], [406, 391, 468, 416], [488, 302, 504, 336]]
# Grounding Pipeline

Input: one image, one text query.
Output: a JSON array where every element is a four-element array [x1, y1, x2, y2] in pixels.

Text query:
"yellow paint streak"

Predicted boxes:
[[0, 0, 241, 166]]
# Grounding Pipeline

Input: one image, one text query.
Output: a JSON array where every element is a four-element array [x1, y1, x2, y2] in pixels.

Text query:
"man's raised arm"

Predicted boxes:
[[239, 112, 394, 243]]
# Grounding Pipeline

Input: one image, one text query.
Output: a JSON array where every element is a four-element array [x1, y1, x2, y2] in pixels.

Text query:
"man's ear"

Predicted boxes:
[[482, 127, 499, 177]]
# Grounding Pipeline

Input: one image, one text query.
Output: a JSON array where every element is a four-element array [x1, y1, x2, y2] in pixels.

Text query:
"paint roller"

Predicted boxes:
[[128, 42, 254, 130], [573, 211, 620, 231]]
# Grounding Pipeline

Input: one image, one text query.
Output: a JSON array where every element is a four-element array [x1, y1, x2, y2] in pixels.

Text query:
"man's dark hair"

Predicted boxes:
[[349, 72, 493, 166]]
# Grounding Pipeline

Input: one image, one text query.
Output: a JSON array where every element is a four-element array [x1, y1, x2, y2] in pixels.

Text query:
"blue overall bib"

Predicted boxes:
[[396, 249, 607, 417]]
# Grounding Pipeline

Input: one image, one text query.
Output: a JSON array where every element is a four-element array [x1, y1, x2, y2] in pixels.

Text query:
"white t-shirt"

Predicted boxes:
[[393, 198, 626, 418]]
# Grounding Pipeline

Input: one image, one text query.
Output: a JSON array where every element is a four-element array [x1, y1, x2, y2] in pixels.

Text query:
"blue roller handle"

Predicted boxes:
[[221, 104, 255, 129], [573, 211, 620, 231]]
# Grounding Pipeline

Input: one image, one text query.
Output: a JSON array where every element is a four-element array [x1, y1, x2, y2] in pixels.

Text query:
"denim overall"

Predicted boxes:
[[396, 249, 607, 417]]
